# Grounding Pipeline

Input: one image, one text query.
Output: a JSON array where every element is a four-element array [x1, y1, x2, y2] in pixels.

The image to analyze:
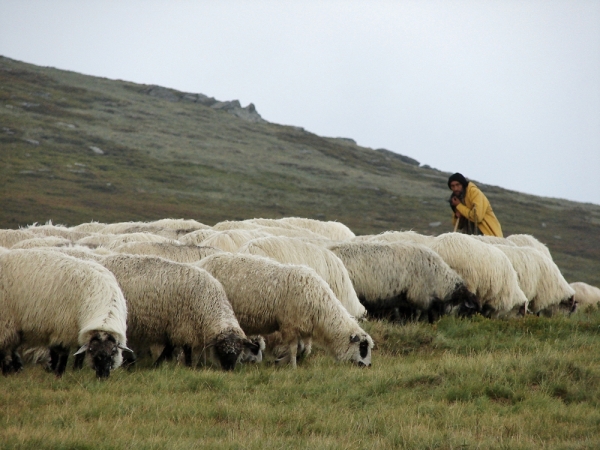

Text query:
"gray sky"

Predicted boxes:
[[2, 0, 599, 205]]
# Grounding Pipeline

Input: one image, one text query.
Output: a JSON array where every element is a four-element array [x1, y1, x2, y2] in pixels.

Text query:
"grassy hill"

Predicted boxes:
[[1, 55, 599, 285]]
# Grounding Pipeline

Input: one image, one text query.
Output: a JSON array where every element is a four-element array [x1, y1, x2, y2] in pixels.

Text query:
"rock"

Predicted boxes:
[[429, 222, 442, 227], [374, 148, 420, 166], [89, 146, 104, 155], [145, 85, 180, 102], [24, 139, 39, 146]]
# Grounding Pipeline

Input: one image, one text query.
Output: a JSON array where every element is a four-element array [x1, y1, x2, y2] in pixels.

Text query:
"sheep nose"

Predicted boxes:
[[358, 361, 370, 368]]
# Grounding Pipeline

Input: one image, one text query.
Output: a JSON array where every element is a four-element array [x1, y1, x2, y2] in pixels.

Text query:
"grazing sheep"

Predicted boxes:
[[507, 234, 552, 260], [69, 221, 108, 233], [98, 254, 259, 370], [78, 232, 176, 250], [146, 218, 210, 233], [470, 235, 517, 246], [113, 241, 222, 263], [494, 245, 574, 315], [25, 222, 89, 241], [0, 229, 37, 248], [327, 241, 475, 322], [570, 282, 600, 313], [196, 253, 374, 368], [40, 246, 111, 262], [275, 218, 356, 240], [11, 236, 73, 249], [0, 249, 131, 378], [200, 229, 271, 253], [427, 233, 528, 318], [365, 231, 435, 246], [178, 229, 218, 245], [238, 236, 366, 319]]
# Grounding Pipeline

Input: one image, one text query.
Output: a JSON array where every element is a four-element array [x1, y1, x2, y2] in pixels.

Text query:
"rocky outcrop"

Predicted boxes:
[[374, 148, 420, 167], [143, 85, 264, 123]]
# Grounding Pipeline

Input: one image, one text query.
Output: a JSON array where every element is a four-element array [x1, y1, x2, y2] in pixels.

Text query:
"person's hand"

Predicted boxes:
[[451, 196, 461, 207], [455, 211, 462, 219]]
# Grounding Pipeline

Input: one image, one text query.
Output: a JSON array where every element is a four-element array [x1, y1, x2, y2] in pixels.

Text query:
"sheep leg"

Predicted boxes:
[[153, 342, 175, 368], [73, 352, 85, 370], [183, 345, 193, 367], [10, 350, 23, 373], [1, 350, 14, 375], [49, 345, 69, 377]]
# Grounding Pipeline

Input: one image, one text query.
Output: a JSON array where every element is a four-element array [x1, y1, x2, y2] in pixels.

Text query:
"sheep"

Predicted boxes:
[[0, 249, 131, 378], [77, 232, 176, 250], [364, 231, 435, 246], [327, 241, 475, 322], [69, 221, 108, 233], [570, 282, 600, 313], [146, 218, 210, 233], [213, 220, 324, 239], [39, 245, 111, 262], [98, 254, 259, 370], [470, 235, 517, 246], [11, 236, 73, 249], [507, 234, 552, 260], [200, 229, 271, 253], [0, 229, 37, 248], [493, 245, 574, 315], [195, 253, 374, 368], [25, 222, 89, 241], [238, 236, 366, 319], [178, 229, 218, 245], [427, 233, 528, 318], [113, 241, 223, 263], [275, 217, 356, 240]]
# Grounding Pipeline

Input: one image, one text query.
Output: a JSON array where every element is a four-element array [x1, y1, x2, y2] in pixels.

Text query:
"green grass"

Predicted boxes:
[[2, 312, 600, 449]]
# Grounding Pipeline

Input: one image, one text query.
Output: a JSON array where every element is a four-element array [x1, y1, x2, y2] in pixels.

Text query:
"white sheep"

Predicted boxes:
[[570, 282, 600, 313], [69, 221, 108, 233], [470, 235, 517, 246], [178, 229, 218, 245], [0, 249, 131, 378], [98, 254, 259, 370], [113, 241, 223, 263], [493, 245, 574, 315], [26, 222, 89, 241], [77, 232, 176, 250], [327, 241, 475, 322], [145, 218, 210, 232], [195, 253, 374, 368], [275, 217, 356, 240], [0, 229, 37, 248], [200, 229, 271, 253], [507, 234, 552, 260], [364, 230, 435, 246], [11, 236, 73, 249], [427, 233, 528, 318], [238, 236, 366, 319]]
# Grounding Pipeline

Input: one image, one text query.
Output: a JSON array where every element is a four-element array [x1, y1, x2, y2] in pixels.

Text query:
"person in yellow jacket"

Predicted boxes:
[[448, 173, 503, 237]]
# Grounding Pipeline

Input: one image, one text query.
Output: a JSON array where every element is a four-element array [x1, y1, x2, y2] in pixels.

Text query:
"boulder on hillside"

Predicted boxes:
[[374, 148, 420, 167]]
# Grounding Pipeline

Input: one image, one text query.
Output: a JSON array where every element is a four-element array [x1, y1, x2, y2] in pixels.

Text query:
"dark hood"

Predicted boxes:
[[448, 173, 469, 190]]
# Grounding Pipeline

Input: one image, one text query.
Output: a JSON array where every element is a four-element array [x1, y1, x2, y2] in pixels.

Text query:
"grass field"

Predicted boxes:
[[2, 311, 600, 449]]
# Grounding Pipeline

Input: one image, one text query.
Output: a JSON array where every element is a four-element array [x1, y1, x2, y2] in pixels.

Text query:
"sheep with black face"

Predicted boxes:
[[98, 254, 259, 370], [0, 249, 130, 378], [196, 253, 374, 368]]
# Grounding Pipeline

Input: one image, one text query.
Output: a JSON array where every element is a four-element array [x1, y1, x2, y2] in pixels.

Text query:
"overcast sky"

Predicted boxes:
[[1, 1, 599, 205]]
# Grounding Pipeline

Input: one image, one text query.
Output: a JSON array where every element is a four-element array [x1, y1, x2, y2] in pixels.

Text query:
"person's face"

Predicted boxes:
[[449, 181, 463, 195]]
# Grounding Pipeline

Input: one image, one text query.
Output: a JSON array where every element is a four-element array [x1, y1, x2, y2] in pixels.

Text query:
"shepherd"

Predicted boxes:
[[448, 173, 503, 237]]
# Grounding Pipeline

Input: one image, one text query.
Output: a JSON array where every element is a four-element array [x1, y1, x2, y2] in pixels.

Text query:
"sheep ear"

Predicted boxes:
[[350, 334, 360, 343], [73, 344, 88, 356], [243, 340, 261, 355]]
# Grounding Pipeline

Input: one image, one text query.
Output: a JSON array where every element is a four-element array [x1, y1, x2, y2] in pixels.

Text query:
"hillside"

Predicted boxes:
[[1, 55, 599, 285]]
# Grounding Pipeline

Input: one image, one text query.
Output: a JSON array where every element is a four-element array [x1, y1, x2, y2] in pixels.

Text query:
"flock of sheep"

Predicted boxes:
[[1, 217, 599, 379]]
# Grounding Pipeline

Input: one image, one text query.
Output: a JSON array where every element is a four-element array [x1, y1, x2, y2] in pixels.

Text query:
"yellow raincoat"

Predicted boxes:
[[452, 182, 503, 237]]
